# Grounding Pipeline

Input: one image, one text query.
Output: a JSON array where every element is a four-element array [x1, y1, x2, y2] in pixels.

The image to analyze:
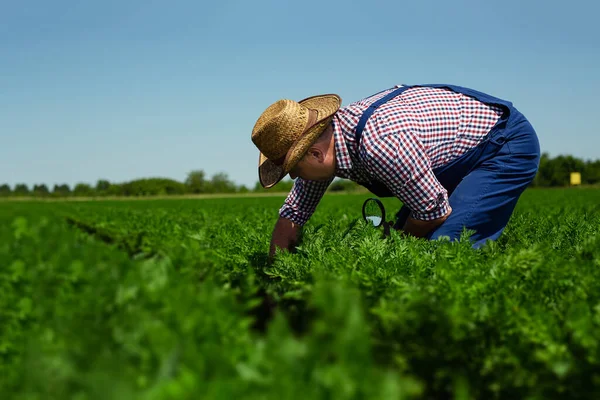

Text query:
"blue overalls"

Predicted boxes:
[[355, 84, 541, 248]]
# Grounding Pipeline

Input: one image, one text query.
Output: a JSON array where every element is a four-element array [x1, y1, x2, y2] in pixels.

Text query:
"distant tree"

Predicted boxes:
[[328, 179, 362, 192], [552, 155, 584, 186], [252, 177, 362, 193], [73, 183, 94, 197], [533, 153, 600, 187], [95, 179, 111, 195], [584, 160, 600, 185], [185, 170, 207, 194], [207, 172, 236, 193], [0, 184, 11, 197], [33, 184, 50, 197], [121, 178, 186, 196], [238, 185, 249, 194], [13, 184, 30, 196], [532, 153, 551, 187], [107, 183, 123, 196], [253, 177, 362, 193], [52, 184, 71, 197], [254, 178, 294, 193], [328, 181, 346, 192]]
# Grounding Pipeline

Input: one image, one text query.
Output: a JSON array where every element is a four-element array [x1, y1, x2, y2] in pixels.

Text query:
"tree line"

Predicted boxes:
[[0, 170, 362, 198], [1, 153, 598, 198], [533, 153, 600, 187]]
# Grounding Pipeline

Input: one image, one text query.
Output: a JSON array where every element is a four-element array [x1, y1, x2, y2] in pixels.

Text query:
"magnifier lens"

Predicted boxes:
[[364, 199, 384, 227]]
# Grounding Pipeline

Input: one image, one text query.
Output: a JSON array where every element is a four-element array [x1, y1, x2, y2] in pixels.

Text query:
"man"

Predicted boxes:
[[251, 84, 540, 256]]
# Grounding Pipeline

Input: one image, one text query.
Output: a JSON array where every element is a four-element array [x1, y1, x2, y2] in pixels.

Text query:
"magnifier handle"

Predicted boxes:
[[383, 221, 391, 237]]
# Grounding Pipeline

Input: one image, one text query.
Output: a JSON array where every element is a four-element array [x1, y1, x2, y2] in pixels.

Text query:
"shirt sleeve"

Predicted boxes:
[[279, 177, 333, 226], [362, 123, 450, 221]]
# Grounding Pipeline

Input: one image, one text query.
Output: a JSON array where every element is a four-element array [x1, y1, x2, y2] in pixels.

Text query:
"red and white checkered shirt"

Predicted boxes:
[[280, 85, 504, 225]]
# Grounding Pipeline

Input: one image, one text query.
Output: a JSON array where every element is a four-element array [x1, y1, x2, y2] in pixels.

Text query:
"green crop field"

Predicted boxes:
[[2, 189, 600, 399]]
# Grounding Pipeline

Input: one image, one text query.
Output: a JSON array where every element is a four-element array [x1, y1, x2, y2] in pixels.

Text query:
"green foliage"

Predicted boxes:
[[13, 184, 30, 196], [534, 152, 600, 186], [254, 178, 295, 193], [32, 184, 50, 197], [584, 160, 600, 184], [95, 179, 111, 194], [184, 170, 206, 194], [2, 153, 600, 201], [1, 189, 600, 399], [207, 172, 237, 194], [0, 184, 11, 196], [73, 183, 94, 196], [328, 178, 364, 192], [52, 183, 71, 197], [120, 178, 187, 196]]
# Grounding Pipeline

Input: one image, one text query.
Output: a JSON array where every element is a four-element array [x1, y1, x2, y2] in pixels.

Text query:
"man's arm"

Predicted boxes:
[[269, 177, 332, 258], [269, 216, 300, 258], [402, 206, 452, 238]]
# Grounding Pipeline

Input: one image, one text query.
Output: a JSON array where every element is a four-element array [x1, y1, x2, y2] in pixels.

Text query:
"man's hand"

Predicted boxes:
[[401, 206, 452, 238], [269, 217, 301, 259]]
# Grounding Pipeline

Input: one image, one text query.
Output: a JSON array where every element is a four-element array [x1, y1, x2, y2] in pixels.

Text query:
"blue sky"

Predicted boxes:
[[1, 0, 599, 188]]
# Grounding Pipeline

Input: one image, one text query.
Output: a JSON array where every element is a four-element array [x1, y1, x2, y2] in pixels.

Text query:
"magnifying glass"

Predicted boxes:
[[362, 198, 392, 237], [362, 198, 386, 227]]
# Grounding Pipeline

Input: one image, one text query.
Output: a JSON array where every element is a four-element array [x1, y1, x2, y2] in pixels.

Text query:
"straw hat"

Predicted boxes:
[[251, 94, 341, 188]]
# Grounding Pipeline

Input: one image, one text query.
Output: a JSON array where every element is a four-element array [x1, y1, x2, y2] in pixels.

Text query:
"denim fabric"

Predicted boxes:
[[427, 109, 540, 248]]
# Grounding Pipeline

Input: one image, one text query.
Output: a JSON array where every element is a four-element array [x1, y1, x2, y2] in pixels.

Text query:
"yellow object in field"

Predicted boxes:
[[570, 172, 581, 186]]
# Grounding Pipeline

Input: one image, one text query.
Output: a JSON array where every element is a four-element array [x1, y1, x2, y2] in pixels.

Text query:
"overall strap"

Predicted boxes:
[[354, 85, 413, 143]]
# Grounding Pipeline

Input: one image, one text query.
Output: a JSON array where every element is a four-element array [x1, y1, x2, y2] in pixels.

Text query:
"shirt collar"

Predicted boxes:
[[332, 114, 353, 171]]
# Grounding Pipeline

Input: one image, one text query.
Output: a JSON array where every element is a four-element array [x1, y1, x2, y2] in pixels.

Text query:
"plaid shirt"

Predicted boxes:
[[280, 85, 504, 225]]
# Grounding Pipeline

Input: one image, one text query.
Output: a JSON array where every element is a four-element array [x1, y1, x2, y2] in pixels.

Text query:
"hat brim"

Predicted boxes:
[[258, 94, 341, 188]]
